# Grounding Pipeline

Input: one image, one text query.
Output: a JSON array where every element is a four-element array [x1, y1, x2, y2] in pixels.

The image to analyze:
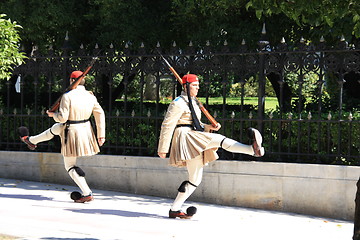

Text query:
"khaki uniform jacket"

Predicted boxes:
[[53, 85, 105, 157], [158, 92, 218, 167]]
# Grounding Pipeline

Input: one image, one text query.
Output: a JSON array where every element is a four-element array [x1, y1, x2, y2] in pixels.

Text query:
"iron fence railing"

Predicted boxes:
[[1, 37, 360, 165]]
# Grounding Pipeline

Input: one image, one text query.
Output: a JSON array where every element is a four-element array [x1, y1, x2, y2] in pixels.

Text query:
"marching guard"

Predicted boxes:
[[158, 74, 264, 219], [19, 70, 106, 203]]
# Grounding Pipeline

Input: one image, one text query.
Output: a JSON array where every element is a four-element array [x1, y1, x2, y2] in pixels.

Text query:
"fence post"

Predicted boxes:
[[61, 32, 71, 90], [257, 24, 269, 132]]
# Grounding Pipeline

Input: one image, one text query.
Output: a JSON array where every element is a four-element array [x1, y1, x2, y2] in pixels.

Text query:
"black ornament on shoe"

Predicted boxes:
[[18, 126, 37, 150], [18, 126, 29, 137], [186, 206, 197, 216], [70, 191, 82, 201]]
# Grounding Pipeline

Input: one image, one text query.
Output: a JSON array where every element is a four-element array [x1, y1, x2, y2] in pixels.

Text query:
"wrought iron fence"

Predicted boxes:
[[1, 37, 360, 165]]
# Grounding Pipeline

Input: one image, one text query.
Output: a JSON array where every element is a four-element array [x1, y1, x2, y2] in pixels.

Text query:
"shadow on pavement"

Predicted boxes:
[[0, 193, 53, 201], [66, 208, 166, 219]]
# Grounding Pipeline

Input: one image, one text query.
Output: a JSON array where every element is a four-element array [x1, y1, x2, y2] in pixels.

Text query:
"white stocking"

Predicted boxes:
[[206, 134, 254, 156], [64, 157, 91, 196], [29, 123, 64, 144], [171, 155, 204, 211]]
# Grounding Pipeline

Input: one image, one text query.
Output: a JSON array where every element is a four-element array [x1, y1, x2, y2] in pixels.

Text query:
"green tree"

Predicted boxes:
[[0, 0, 98, 53], [0, 14, 26, 80], [246, 0, 360, 43], [2, 0, 359, 51]]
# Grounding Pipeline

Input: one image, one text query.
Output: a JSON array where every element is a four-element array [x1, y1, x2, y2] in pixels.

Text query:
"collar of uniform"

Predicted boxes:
[[76, 85, 86, 90]]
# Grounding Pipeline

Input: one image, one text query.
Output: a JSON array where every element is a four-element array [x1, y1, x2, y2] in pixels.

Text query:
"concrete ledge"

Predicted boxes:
[[0, 150, 357, 220]]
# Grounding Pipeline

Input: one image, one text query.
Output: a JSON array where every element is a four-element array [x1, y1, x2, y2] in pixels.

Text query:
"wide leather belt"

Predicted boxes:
[[176, 124, 193, 128], [67, 119, 90, 124]]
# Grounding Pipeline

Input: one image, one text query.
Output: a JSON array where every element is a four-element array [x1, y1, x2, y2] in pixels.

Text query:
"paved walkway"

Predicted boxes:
[[0, 178, 354, 240]]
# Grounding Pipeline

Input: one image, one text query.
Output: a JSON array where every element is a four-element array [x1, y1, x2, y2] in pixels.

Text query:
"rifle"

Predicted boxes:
[[159, 53, 219, 128], [48, 57, 98, 112]]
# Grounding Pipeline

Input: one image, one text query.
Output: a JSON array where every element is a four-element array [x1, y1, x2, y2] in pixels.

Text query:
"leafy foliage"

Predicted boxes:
[[0, 14, 26, 80], [246, 0, 360, 43], [1, 0, 359, 53]]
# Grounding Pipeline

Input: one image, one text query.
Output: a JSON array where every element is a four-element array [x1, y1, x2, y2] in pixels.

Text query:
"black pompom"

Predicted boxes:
[[247, 127, 255, 140], [18, 126, 29, 137], [70, 191, 82, 200], [186, 206, 197, 216]]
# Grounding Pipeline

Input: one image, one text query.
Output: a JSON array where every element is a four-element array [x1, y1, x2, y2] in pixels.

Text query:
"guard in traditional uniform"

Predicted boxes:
[[158, 74, 264, 219], [19, 71, 106, 203]]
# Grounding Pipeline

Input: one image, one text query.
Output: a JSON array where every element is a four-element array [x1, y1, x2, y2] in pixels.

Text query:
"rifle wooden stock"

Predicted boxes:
[[159, 54, 219, 127], [48, 57, 98, 112]]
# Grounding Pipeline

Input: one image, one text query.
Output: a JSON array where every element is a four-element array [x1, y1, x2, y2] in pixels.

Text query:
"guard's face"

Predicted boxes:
[[188, 81, 199, 97]]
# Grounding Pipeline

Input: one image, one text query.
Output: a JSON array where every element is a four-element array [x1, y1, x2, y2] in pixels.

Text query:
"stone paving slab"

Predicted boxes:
[[0, 178, 353, 240]]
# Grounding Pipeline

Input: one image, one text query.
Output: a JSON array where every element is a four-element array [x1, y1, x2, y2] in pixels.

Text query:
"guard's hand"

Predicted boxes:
[[158, 152, 167, 158], [46, 110, 54, 117], [98, 137, 105, 146], [209, 123, 221, 132]]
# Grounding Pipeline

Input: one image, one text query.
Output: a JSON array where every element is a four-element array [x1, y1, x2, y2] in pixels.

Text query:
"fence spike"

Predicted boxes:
[[288, 112, 293, 119], [116, 110, 120, 117], [261, 23, 266, 35], [172, 41, 177, 47], [156, 42, 160, 48], [249, 111, 253, 119], [320, 36, 325, 42], [65, 31, 69, 41], [224, 40, 228, 46], [147, 110, 151, 118], [281, 37, 286, 44], [241, 39, 246, 45], [348, 112, 353, 121], [206, 40, 210, 46], [132, 110, 135, 117], [308, 112, 312, 120], [140, 42, 145, 48], [231, 111, 235, 119], [269, 111, 273, 119], [327, 112, 332, 120]]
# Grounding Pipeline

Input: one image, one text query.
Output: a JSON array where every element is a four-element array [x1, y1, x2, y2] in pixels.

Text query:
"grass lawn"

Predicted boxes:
[[196, 97, 279, 110], [119, 96, 279, 111]]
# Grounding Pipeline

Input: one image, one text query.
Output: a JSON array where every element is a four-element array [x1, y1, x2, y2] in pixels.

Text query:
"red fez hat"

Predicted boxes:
[[70, 71, 83, 79], [182, 74, 199, 84]]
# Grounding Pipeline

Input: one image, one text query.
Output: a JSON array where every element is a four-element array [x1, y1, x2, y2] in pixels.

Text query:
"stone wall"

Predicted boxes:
[[0, 151, 358, 220]]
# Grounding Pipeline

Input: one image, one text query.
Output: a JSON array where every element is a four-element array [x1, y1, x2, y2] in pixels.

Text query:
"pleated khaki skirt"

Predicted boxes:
[[59, 122, 100, 157], [169, 127, 219, 167]]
